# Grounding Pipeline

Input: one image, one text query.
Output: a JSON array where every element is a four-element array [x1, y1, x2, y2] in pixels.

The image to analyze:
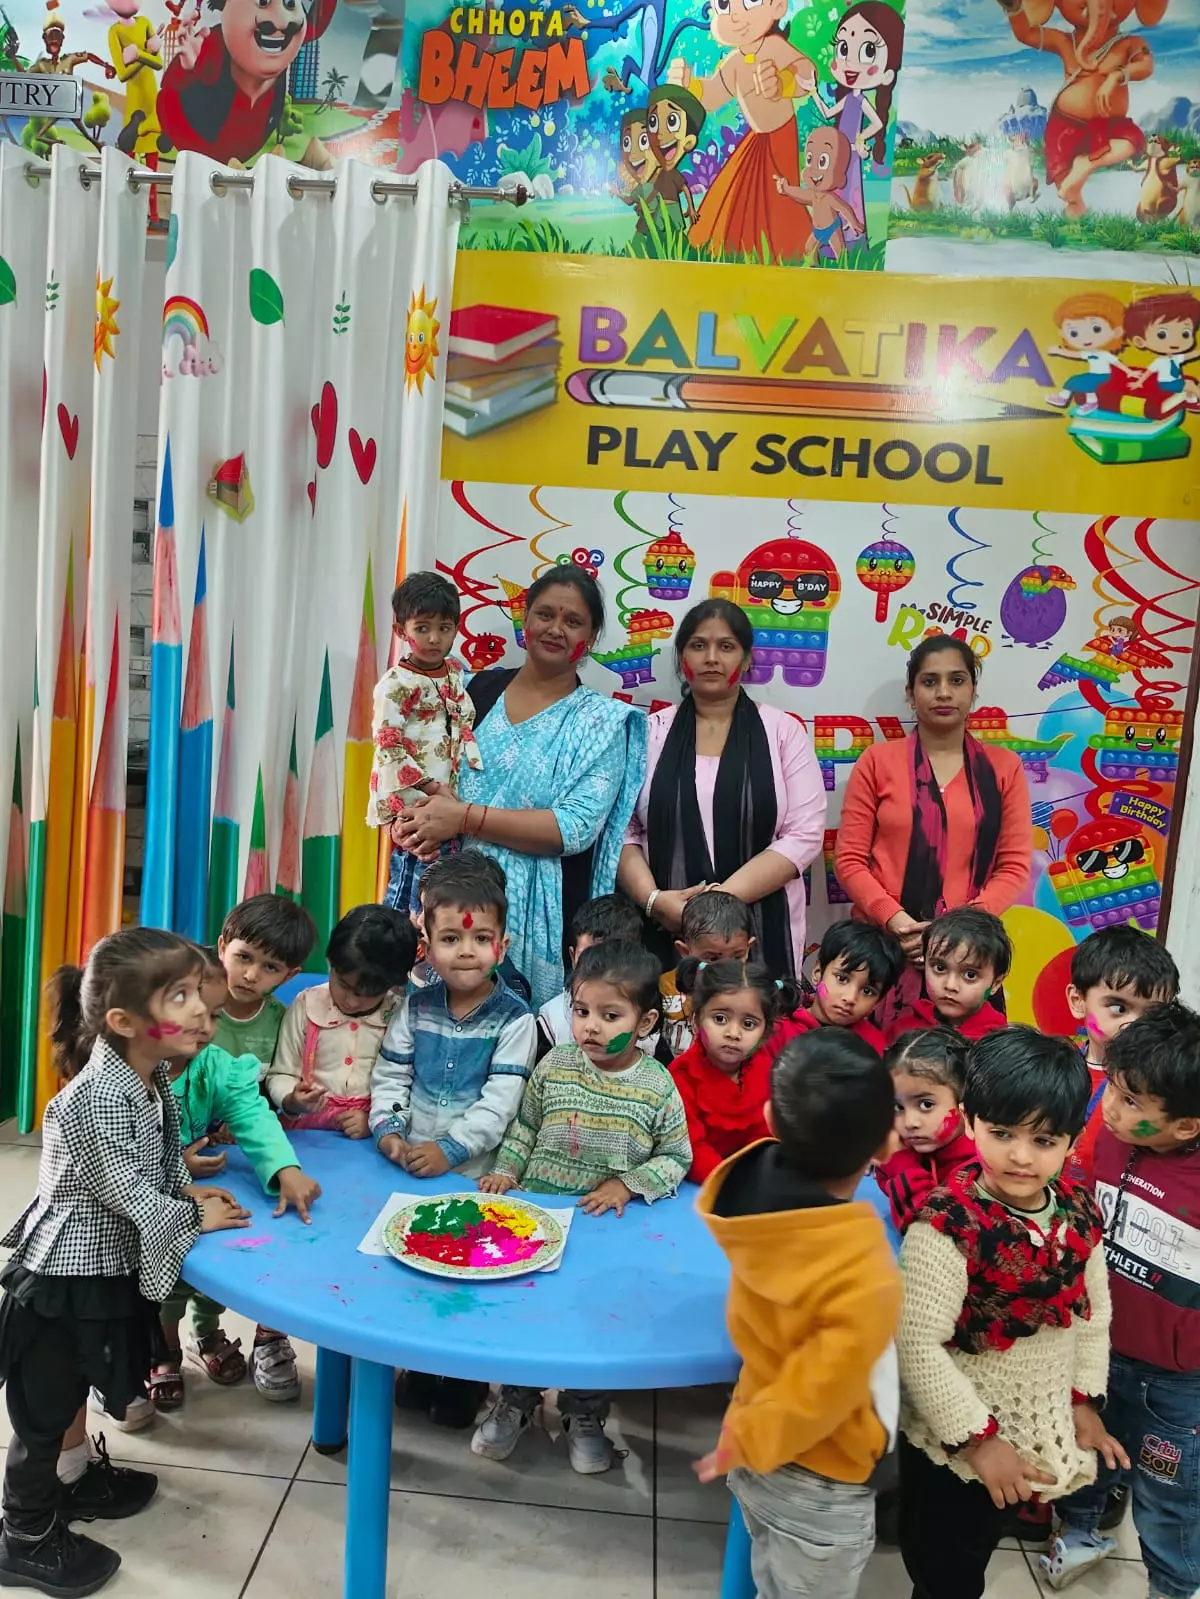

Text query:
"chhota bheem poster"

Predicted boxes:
[[401, 0, 905, 265]]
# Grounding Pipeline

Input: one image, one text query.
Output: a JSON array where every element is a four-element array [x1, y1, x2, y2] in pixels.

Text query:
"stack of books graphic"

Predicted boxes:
[[444, 305, 560, 438], [1069, 378, 1190, 465]]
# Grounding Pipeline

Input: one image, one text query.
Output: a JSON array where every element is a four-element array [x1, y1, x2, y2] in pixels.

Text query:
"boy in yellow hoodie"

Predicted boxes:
[[695, 1029, 902, 1599]]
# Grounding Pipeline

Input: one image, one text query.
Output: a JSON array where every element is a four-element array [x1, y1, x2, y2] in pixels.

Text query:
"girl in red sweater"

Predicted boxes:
[[875, 1026, 976, 1232], [670, 958, 800, 1182]]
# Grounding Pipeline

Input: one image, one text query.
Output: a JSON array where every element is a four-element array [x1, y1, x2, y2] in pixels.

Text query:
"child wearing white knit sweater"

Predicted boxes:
[[896, 1027, 1129, 1599]]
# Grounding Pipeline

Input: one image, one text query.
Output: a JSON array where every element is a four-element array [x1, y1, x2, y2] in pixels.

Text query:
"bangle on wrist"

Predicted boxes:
[[645, 888, 661, 919]]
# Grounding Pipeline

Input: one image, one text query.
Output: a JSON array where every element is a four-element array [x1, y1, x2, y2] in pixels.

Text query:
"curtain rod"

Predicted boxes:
[[23, 159, 528, 207]]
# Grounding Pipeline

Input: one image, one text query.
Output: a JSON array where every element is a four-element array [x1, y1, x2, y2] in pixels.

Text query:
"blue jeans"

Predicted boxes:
[[383, 839, 455, 914], [1057, 1351, 1200, 1599]]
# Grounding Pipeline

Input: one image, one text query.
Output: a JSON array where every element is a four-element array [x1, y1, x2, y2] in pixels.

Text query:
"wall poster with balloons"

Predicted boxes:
[[433, 250, 1200, 1037]]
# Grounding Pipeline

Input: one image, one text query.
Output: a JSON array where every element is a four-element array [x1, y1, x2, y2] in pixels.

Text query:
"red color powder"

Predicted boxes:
[[147, 1022, 182, 1040], [406, 1230, 473, 1268], [682, 660, 695, 681], [462, 912, 474, 929], [570, 641, 587, 663]]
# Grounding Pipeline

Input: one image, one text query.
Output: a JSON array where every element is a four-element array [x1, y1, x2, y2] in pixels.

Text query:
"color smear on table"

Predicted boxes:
[[404, 1197, 545, 1270]]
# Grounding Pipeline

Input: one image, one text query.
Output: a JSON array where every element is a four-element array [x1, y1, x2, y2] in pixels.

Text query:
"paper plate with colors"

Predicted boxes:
[[383, 1194, 565, 1280]]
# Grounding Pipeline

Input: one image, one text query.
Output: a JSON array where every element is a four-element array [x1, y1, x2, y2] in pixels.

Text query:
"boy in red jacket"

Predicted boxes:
[[783, 921, 904, 1056], [1042, 1002, 1200, 1598], [875, 1027, 975, 1232], [1062, 925, 1179, 1188], [886, 907, 1010, 1045]]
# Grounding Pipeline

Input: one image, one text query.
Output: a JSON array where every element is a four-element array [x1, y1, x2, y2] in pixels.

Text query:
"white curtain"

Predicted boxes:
[[143, 154, 460, 961]]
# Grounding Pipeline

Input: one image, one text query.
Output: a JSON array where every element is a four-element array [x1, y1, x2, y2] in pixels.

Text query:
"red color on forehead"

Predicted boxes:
[[462, 912, 474, 929]]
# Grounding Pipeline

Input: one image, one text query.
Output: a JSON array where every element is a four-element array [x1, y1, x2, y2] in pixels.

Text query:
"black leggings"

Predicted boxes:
[[899, 1436, 1008, 1599], [3, 1317, 90, 1536]]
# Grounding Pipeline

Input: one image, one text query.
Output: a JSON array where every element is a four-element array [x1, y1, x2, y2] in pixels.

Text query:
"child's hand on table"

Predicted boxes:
[[336, 1108, 370, 1139], [694, 1430, 734, 1482], [478, 1172, 516, 1194], [274, 1166, 321, 1224], [580, 1178, 633, 1217], [378, 1133, 409, 1168], [1073, 1403, 1131, 1472], [191, 1186, 252, 1232], [282, 1082, 327, 1117], [406, 1142, 451, 1178], [964, 1434, 1057, 1508], [184, 1137, 228, 1177]]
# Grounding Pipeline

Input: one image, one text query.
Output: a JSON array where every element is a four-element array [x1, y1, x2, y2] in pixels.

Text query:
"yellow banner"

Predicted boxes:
[[441, 254, 1199, 519]]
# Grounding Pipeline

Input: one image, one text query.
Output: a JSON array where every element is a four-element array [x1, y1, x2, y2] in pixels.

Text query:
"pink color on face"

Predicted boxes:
[[147, 1022, 182, 1040], [816, 981, 828, 999], [462, 912, 474, 929], [570, 641, 587, 663], [1086, 1014, 1105, 1039]]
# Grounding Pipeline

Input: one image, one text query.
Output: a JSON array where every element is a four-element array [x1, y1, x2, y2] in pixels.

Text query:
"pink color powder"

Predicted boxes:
[[466, 1218, 542, 1268], [147, 1022, 182, 1040], [1085, 1014, 1105, 1039]]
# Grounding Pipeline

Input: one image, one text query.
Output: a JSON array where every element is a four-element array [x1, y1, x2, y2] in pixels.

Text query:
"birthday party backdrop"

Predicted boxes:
[[437, 482, 1200, 1032]]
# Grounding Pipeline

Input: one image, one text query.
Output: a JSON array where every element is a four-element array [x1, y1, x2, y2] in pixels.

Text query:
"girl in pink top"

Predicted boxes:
[[619, 599, 826, 978]]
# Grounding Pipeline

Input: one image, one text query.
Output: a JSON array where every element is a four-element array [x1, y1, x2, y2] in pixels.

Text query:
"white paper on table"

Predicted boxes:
[[358, 1189, 576, 1273]]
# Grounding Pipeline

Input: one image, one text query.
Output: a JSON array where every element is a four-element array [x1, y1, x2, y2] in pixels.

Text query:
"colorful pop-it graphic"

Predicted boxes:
[[1089, 706, 1183, 783], [855, 539, 915, 622], [644, 533, 695, 601], [710, 538, 841, 689]]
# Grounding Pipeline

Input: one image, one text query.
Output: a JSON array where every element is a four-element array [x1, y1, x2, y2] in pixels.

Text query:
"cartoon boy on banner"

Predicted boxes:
[[157, 0, 335, 164]]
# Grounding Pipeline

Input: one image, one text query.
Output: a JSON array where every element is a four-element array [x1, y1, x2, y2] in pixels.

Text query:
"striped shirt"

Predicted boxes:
[[492, 1044, 691, 1202], [370, 976, 536, 1174]]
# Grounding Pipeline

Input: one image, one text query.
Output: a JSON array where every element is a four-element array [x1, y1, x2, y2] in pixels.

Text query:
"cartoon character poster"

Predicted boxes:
[[439, 482, 1199, 1017], [400, 0, 904, 264], [887, 0, 1200, 279], [0, 0, 445, 200]]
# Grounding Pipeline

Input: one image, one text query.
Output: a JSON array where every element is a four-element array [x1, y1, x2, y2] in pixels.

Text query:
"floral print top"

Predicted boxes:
[[367, 655, 482, 826]]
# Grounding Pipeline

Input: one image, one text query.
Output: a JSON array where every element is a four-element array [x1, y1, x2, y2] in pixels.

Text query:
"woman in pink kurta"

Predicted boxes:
[[618, 600, 826, 976]]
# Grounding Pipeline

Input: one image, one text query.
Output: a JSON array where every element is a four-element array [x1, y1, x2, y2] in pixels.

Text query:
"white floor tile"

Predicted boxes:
[[656, 1516, 728, 1596], [0, 1119, 42, 1149], [90, 1462, 289, 1598], [1030, 1541, 1150, 1594], [245, 1479, 654, 1598], [300, 1386, 654, 1518]]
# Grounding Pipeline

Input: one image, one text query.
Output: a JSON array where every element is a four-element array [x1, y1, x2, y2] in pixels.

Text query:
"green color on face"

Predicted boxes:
[[606, 1031, 634, 1055], [1133, 1119, 1161, 1138]]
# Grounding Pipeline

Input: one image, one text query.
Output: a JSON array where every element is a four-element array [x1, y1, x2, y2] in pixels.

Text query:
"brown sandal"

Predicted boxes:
[[186, 1330, 247, 1385], [149, 1357, 185, 1410]]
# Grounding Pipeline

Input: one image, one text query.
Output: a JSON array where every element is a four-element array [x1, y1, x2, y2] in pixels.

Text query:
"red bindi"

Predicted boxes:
[[462, 912, 474, 929]]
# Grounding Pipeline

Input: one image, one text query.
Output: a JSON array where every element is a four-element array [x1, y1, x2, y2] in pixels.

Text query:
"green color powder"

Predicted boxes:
[[1133, 1119, 1161, 1139], [606, 1031, 634, 1054], [411, 1198, 482, 1237]]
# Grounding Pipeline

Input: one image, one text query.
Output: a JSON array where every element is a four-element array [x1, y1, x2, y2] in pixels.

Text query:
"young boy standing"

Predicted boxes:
[[1042, 1003, 1200, 1599], [898, 1028, 1127, 1599], [659, 891, 754, 1058], [213, 894, 317, 1072], [695, 1030, 902, 1599], [781, 921, 904, 1054], [1063, 925, 1179, 1186], [370, 571, 482, 915], [886, 907, 1010, 1044]]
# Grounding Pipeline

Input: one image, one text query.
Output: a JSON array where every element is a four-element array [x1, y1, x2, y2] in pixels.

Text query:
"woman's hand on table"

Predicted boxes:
[[478, 1172, 516, 1194], [274, 1166, 321, 1224], [336, 1108, 370, 1140], [579, 1177, 634, 1217], [282, 1081, 327, 1118], [406, 1141, 452, 1178], [183, 1137, 228, 1177], [191, 1186, 253, 1232], [886, 910, 928, 965], [649, 885, 706, 935], [378, 1133, 409, 1168], [395, 793, 467, 861]]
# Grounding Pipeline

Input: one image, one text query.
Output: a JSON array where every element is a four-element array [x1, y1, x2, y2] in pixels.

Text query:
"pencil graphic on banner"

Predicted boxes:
[[141, 439, 182, 929], [18, 674, 44, 1132], [340, 561, 378, 917], [206, 639, 238, 944], [2, 734, 27, 1123], [67, 587, 90, 965], [244, 769, 268, 898], [276, 719, 300, 902], [302, 653, 340, 972], [80, 619, 125, 961], [563, 370, 1055, 424], [175, 529, 212, 943]]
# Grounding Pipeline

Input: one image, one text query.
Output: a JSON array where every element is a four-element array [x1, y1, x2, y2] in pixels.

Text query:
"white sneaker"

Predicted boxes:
[[251, 1337, 300, 1403], [471, 1397, 532, 1462], [564, 1414, 615, 1475], [87, 1388, 154, 1434], [1040, 1529, 1117, 1590]]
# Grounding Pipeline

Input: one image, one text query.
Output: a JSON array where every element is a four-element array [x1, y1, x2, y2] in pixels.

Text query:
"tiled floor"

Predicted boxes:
[[0, 1122, 1153, 1597]]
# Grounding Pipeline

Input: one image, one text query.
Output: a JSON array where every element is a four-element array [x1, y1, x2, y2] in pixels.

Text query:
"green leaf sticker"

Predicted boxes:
[[332, 289, 350, 335], [0, 255, 15, 307], [166, 213, 179, 273], [45, 275, 59, 313], [248, 267, 284, 326]]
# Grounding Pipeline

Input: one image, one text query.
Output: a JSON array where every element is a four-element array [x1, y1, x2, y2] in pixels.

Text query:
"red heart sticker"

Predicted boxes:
[[57, 402, 79, 460], [349, 429, 376, 486], [306, 480, 316, 514], [310, 381, 337, 471]]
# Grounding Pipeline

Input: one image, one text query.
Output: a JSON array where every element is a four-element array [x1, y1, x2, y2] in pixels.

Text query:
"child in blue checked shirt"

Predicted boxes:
[[370, 852, 536, 1428]]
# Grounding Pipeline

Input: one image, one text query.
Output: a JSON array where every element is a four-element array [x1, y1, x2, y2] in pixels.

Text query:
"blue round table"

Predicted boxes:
[[185, 1133, 897, 1599]]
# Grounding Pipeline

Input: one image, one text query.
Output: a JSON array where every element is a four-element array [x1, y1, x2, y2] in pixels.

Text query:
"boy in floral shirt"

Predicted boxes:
[[369, 571, 481, 913]]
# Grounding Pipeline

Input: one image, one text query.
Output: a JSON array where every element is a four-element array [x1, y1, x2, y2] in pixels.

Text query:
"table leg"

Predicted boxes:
[[312, 1347, 350, 1455], [720, 1498, 755, 1599], [343, 1357, 394, 1599]]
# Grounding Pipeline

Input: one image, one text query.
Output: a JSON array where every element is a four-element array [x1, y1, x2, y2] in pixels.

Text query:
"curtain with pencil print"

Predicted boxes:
[[0, 144, 146, 1130], [141, 154, 460, 972]]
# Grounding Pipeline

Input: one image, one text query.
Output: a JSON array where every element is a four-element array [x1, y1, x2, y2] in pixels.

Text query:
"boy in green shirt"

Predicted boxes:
[[213, 894, 317, 1075]]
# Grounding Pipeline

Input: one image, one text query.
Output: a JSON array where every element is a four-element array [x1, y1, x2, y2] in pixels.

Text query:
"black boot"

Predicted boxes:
[[61, 1437, 157, 1524], [428, 1377, 488, 1430], [0, 1518, 120, 1596], [393, 1371, 441, 1413], [1099, 1480, 1130, 1531]]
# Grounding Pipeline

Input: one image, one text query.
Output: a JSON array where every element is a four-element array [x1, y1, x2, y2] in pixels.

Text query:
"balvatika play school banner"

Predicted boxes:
[[440, 252, 1200, 516]]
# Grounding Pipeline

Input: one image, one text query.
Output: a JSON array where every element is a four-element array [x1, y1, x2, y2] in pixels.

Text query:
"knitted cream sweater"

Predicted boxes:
[[898, 1221, 1111, 1496]]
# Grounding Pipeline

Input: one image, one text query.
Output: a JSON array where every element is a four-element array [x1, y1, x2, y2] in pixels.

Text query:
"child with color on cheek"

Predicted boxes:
[[780, 920, 905, 1056], [472, 941, 691, 1475], [886, 906, 1011, 1045], [669, 956, 801, 1182], [875, 1027, 974, 1233], [1061, 924, 1179, 1187]]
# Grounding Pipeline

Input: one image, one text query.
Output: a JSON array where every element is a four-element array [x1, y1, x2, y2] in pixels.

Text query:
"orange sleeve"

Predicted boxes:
[[971, 753, 1033, 916], [834, 745, 905, 927]]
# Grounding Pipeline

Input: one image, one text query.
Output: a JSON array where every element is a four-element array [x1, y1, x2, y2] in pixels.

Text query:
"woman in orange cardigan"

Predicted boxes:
[[835, 638, 1032, 1022]]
